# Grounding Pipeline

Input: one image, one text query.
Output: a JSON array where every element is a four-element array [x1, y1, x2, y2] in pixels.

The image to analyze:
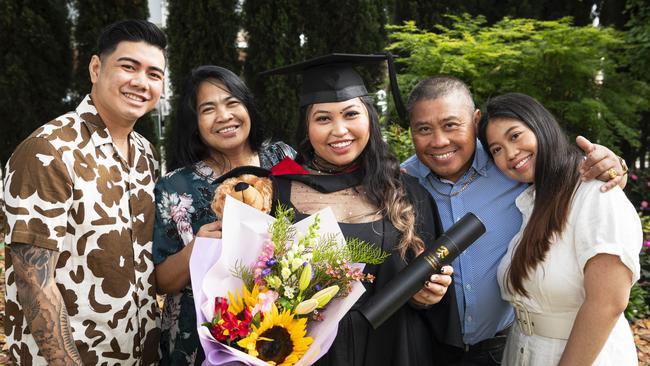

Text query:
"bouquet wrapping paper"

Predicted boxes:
[[190, 196, 365, 365]]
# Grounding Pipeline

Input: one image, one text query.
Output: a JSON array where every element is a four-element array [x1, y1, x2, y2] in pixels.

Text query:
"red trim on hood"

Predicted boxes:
[[270, 157, 309, 176]]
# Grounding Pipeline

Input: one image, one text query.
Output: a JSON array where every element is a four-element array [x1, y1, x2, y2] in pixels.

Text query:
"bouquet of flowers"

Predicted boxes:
[[190, 196, 389, 366]]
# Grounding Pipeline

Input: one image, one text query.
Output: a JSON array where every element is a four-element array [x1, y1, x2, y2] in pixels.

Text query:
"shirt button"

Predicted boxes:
[[466, 284, 471, 290], [467, 316, 472, 322]]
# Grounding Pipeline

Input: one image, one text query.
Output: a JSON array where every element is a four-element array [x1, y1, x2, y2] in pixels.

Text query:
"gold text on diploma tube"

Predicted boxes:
[[436, 246, 449, 259], [424, 246, 450, 269]]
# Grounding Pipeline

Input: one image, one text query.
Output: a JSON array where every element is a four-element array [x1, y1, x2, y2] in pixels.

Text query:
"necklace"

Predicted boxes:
[[203, 153, 259, 177], [307, 154, 358, 174], [427, 170, 479, 197]]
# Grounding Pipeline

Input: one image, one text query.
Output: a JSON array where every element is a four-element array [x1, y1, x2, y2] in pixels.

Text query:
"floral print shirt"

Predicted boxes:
[[153, 141, 295, 365]]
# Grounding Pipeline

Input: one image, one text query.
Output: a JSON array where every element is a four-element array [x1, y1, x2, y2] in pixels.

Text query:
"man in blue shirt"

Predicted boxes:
[[402, 76, 627, 365]]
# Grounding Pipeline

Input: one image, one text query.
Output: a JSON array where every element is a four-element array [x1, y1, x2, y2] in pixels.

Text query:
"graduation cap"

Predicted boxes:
[[260, 52, 408, 122]]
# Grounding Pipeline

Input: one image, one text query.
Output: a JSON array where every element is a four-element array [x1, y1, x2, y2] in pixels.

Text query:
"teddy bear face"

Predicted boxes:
[[212, 174, 273, 218]]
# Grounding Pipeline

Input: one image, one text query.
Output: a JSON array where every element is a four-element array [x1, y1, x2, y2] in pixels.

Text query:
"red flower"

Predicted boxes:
[[208, 297, 254, 342], [214, 297, 229, 315]]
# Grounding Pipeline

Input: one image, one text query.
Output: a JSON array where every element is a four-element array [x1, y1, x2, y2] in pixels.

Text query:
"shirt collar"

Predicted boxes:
[[472, 139, 491, 177], [77, 95, 112, 147], [76, 94, 147, 154], [515, 184, 536, 217]]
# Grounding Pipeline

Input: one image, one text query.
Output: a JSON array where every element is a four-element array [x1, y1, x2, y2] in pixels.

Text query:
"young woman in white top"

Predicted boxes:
[[478, 92, 642, 365]]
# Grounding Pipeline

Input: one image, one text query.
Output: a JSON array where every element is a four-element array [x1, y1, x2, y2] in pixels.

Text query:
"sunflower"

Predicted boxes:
[[237, 305, 313, 366], [228, 284, 262, 315]]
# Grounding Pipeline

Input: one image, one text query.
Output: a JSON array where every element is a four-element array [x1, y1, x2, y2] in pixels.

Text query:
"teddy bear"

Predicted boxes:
[[211, 167, 273, 218]]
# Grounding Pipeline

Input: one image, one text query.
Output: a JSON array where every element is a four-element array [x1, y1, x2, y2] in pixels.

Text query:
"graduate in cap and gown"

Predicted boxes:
[[262, 53, 455, 366]]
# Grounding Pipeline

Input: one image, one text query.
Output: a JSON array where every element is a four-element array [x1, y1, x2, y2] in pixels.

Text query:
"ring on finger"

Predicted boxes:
[[607, 168, 618, 180]]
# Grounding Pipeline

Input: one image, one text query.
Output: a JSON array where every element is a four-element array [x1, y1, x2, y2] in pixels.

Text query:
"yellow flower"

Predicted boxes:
[[237, 305, 313, 366], [310, 285, 339, 308], [228, 284, 262, 315]]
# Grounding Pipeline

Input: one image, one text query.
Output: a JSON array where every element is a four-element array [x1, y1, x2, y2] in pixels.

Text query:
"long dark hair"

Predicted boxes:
[[167, 65, 265, 171], [296, 96, 424, 258], [478, 93, 583, 296]]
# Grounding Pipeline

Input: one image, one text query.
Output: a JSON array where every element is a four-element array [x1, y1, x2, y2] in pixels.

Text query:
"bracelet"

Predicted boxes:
[[617, 155, 629, 176]]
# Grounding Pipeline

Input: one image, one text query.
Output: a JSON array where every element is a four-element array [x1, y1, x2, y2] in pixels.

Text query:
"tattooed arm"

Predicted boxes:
[[9, 243, 83, 366]]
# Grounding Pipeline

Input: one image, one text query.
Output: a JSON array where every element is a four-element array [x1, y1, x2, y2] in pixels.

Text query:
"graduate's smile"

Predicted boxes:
[[307, 98, 370, 167], [328, 139, 354, 154]]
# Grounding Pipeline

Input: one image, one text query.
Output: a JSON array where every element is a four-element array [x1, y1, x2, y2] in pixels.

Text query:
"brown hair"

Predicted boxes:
[[297, 97, 424, 259]]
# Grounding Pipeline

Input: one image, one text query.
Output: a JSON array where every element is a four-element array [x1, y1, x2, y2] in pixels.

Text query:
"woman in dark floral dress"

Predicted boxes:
[[153, 65, 295, 365]]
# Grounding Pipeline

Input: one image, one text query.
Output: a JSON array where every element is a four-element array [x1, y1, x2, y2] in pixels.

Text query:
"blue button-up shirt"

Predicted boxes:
[[402, 139, 527, 346]]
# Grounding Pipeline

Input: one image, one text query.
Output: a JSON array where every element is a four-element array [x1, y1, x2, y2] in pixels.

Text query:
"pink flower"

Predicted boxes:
[[647, 181, 650, 187], [170, 193, 194, 224], [177, 220, 192, 234], [641, 201, 649, 209], [252, 290, 278, 315], [177, 220, 194, 244], [170, 205, 188, 222], [630, 174, 638, 181], [254, 239, 276, 265], [644, 240, 650, 248], [346, 266, 365, 281]]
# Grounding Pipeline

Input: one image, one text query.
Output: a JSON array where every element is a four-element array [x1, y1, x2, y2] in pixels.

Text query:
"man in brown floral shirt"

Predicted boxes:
[[3, 19, 166, 365]]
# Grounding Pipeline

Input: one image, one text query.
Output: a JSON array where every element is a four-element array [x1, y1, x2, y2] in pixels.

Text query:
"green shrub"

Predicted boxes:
[[383, 123, 415, 163], [626, 213, 650, 320]]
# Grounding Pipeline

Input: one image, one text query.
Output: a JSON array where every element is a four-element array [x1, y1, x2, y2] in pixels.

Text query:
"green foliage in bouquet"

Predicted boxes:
[[233, 203, 390, 319]]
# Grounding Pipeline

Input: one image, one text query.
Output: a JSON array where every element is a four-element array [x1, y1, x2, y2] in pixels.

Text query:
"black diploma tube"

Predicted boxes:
[[360, 212, 486, 329]]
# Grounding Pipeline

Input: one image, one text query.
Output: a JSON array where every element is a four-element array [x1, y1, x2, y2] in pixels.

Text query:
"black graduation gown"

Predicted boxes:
[[270, 171, 456, 366]]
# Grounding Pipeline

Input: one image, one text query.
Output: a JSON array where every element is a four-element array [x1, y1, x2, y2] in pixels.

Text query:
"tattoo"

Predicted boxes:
[[60, 305, 79, 361], [10, 243, 83, 365], [12, 243, 51, 287]]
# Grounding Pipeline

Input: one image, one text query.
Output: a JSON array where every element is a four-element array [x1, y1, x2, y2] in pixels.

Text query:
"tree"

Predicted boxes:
[[600, 0, 630, 29], [71, 0, 149, 104], [71, 0, 157, 147], [241, 0, 303, 146], [622, 0, 650, 166], [387, 15, 650, 152], [166, 0, 240, 98], [390, 0, 593, 29], [391, 0, 468, 30], [164, 0, 240, 167], [302, 0, 387, 92], [0, 0, 72, 166]]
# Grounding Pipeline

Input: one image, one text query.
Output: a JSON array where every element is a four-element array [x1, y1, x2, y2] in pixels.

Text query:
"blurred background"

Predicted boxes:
[[1, 0, 650, 362], [2, 0, 649, 170]]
